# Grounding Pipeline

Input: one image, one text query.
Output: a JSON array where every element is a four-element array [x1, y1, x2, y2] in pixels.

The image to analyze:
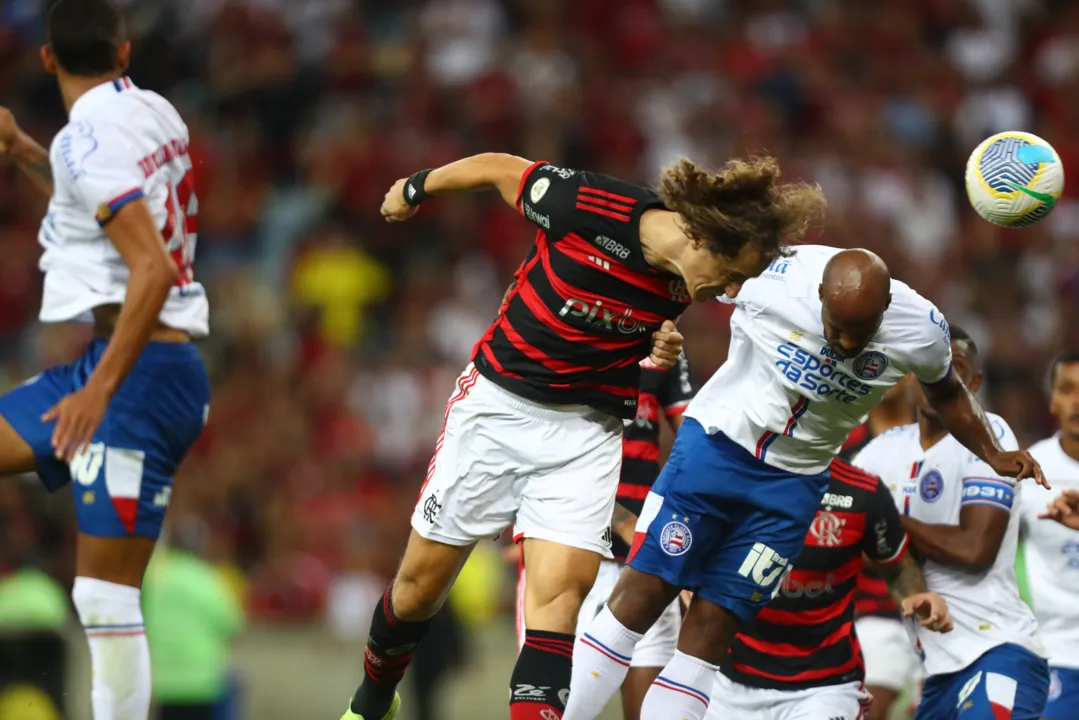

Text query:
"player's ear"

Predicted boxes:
[[968, 371, 984, 394], [117, 41, 132, 72], [817, 283, 823, 301], [40, 45, 58, 75]]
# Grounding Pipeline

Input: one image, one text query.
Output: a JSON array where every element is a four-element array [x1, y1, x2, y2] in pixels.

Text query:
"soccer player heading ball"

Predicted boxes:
[[564, 246, 1047, 720], [0, 0, 209, 717], [342, 154, 826, 720]]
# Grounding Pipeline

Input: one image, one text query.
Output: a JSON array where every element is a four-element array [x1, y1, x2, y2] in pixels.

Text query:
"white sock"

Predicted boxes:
[[640, 651, 717, 720], [563, 604, 642, 720], [72, 577, 152, 720]]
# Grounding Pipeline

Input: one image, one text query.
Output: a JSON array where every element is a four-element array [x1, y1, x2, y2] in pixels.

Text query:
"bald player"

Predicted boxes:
[[564, 246, 1044, 720]]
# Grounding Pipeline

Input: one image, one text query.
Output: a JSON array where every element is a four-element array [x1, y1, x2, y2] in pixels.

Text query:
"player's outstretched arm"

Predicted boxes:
[[0, 107, 53, 196], [380, 153, 534, 221], [44, 199, 179, 461], [922, 373, 1048, 487], [874, 553, 953, 633]]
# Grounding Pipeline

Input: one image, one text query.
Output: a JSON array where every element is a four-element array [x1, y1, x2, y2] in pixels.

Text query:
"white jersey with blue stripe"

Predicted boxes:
[[853, 420, 1045, 677], [37, 76, 208, 337], [683, 244, 952, 474]]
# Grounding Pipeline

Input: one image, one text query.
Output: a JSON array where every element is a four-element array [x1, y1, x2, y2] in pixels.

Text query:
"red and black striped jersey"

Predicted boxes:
[[472, 161, 692, 419], [839, 424, 900, 619], [721, 459, 909, 692], [612, 353, 697, 559]]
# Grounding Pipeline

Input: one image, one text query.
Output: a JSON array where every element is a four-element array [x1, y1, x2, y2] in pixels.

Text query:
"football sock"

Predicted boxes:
[[563, 605, 641, 720], [72, 576, 152, 720], [350, 584, 432, 717], [639, 651, 716, 720], [509, 629, 575, 719]]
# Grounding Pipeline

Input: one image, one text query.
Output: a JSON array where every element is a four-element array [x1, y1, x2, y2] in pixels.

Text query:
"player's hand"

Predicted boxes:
[[986, 449, 1049, 489], [901, 592, 953, 633], [1039, 489, 1079, 530], [380, 178, 420, 223], [0, 107, 23, 159], [649, 320, 683, 369], [42, 383, 111, 463]]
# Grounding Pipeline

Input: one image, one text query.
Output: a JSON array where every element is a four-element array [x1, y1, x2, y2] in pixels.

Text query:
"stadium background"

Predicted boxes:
[[0, 0, 1077, 718]]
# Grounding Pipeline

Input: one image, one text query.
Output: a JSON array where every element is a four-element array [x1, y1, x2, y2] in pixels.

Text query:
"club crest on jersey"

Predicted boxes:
[[530, 177, 551, 203], [853, 351, 889, 380], [919, 469, 944, 502], [659, 520, 692, 556], [809, 511, 845, 547]]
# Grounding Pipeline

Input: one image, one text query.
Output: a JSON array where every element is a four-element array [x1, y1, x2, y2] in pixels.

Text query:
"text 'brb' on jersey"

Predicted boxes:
[[472, 162, 691, 419], [612, 354, 697, 559], [722, 459, 909, 691]]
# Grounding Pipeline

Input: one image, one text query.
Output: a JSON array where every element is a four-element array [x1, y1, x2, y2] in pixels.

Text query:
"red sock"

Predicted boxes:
[[509, 629, 574, 719]]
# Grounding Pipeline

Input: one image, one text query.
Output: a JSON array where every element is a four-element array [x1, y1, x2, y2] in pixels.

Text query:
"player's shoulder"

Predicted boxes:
[[50, 118, 134, 182], [827, 455, 884, 496], [985, 412, 1018, 449], [881, 278, 947, 339], [852, 423, 918, 470]]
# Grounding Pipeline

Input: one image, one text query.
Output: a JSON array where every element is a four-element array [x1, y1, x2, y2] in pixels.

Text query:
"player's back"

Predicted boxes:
[[475, 162, 691, 419], [854, 419, 1044, 677], [40, 77, 207, 338], [1020, 436, 1079, 671], [686, 244, 953, 474]]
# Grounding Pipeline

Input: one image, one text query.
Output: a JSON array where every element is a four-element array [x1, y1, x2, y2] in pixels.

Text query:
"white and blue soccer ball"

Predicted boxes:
[[964, 131, 1064, 227]]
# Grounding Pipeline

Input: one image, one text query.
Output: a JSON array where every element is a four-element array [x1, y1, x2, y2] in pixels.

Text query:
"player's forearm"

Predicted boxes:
[[424, 153, 533, 208], [900, 516, 995, 571], [926, 379, 1002, 465], [87, 259, 178, 396], [12, 132, 53, 196], [877, 551, 928, 606]]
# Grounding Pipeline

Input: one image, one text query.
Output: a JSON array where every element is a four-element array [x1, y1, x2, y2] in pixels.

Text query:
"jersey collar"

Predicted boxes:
[[69, 76, 136, 121]]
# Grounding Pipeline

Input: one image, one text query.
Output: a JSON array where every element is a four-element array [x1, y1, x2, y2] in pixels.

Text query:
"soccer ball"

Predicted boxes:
[[964, 131, 1064, 227]]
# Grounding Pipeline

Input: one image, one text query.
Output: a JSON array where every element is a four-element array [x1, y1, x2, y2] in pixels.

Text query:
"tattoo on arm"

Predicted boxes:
[[878, 551, 928, 605]]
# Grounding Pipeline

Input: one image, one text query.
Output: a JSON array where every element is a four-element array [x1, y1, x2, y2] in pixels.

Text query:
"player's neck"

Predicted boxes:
[[638, 210, 688, 274], [1058, 432, 1079, 464], [58, 71, 124, 114], [917, 412, 948, 450]]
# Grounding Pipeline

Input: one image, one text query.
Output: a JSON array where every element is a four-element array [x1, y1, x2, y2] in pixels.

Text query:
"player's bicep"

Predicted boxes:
[[959, 477, 1013, 560], [104, 199, 179, 283], [862, 477, 910, 565]]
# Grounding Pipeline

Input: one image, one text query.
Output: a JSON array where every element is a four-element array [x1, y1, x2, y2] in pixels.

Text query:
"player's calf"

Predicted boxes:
[[350, 531, 473, 719], [513, 539, 600, 720]]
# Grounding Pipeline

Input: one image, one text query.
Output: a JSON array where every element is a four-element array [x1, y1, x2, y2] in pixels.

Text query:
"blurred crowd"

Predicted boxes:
[[1, 0, 1079, 628]]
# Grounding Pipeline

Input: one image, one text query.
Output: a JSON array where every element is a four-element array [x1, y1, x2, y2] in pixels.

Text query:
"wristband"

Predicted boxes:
[[403, 169, 434, 207]]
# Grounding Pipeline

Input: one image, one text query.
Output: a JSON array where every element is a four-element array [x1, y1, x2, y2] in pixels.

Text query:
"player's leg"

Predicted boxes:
[[1042, 667, 1079, 720], [954, 644, 1050, 720], [348, 367, 522, 719], [513, 406, 625, 720], [638, 431, 830, 720], [68, 341, 211, 720], [702, 672, 777, 720], [784, 682, 872, 720], [620, 598, 680, 720], [856, 615, 919, 720]]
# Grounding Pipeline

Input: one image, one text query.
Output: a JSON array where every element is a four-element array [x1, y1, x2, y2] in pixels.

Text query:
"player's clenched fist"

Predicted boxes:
[[380, 178, 420, 223], [649, 320, 683, 369], [901, 592, 953, 633]]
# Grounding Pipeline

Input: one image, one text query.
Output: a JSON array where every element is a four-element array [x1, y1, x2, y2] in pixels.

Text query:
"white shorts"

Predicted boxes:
[[412, 364, 623, 557], [515, 558, 681, 668], [706, 673, 870, 720], [856, 615, 923, 692]]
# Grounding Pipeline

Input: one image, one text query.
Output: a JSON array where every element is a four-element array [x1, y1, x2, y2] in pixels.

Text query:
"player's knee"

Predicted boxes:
[[607, 568, 677, 634], [678, 597, 741, 664]]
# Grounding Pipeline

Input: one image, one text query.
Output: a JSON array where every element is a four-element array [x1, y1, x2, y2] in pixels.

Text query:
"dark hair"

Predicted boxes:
[[658, 156, 826, 265], [47, 0, 126, 77], [1049, 351, 1079, 387], [948, 324, 978, 358]]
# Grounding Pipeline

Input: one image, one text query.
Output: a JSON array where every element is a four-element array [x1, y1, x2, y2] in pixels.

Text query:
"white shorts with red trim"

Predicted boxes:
[[412, 364, 623, 557], [515, 558, 680, 667], [706, 673, 871, 719]]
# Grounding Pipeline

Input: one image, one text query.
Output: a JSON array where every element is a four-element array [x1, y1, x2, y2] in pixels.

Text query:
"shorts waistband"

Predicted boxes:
[[89, 337, 202, 361], [469, 365, 599, 421]]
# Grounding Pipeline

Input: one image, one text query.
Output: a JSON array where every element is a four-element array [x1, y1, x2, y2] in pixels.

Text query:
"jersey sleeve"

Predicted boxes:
[[961, 416, 1020, 514], [516, 161, 660, 241], [908, 304, 953, 385], [659, 352, 697, 417], [862, 475, 910, 565], [56, 120, 147, 226]]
